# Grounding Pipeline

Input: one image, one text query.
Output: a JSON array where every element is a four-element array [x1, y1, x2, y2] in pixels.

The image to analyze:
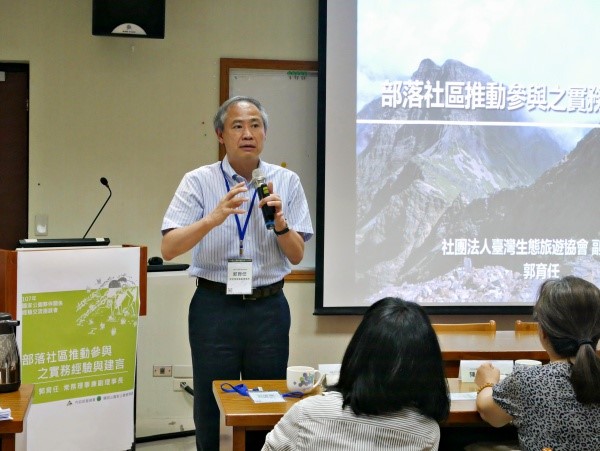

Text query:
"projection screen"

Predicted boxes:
[[315, 0, 600, 314]]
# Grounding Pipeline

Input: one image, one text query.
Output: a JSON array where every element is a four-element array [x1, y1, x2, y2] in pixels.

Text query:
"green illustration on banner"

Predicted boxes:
[[21, 275, 139, 404]]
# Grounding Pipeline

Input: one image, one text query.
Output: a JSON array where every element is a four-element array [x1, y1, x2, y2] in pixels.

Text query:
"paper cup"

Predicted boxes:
[[514, 359, 542, 371], [325, 373, 339, 386]]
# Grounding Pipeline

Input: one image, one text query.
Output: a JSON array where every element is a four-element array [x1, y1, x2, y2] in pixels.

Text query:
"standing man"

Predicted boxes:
[[161, 96, 313, 450]]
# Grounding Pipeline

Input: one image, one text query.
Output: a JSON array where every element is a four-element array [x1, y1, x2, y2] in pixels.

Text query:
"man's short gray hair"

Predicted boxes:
[[213, 96, 269, 133]]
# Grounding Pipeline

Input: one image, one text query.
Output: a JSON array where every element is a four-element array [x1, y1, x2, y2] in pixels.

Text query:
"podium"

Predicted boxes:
[[0, 245, 147, 451]]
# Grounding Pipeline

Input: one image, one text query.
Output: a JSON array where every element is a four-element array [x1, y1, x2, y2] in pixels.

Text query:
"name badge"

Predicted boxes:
[[227, 258, 252, 294], [248, 391, 285, 403]]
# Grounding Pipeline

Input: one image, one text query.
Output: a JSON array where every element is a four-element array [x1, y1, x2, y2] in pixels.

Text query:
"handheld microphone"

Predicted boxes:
[[251, 168, 275, 230], [83, 177, 112, 238]]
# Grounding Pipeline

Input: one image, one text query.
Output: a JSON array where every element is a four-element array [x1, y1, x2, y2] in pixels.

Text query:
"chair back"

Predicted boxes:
[[432, 320, 496, 333], [514, 320, 539, 332]]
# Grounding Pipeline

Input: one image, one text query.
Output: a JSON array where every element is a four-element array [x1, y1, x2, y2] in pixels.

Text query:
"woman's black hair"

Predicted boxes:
[[331, 297, 449, 422], [534, 276, 600, 404]]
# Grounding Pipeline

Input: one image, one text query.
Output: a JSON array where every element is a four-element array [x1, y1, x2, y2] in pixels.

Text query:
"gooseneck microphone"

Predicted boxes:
[[251, 168, 275, 230], [83, 177, 112, 238]]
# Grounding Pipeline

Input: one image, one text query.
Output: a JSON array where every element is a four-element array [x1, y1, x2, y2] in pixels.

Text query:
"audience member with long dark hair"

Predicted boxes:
[[475, 276, 600, 451], [262, 297, 449, 451]]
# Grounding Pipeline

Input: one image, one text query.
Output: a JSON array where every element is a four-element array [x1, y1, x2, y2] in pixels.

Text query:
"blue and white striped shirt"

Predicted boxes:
[[162, 156, 313, 286]]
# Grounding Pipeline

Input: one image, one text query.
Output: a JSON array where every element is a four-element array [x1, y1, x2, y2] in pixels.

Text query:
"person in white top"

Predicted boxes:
[[262, 297, 450, 451]]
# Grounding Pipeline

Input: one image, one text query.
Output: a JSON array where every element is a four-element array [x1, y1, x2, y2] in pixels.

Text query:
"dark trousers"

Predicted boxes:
[[189, 285, 290, 451]]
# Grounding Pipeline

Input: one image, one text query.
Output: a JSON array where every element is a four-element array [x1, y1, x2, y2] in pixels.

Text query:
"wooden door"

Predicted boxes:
[[0, 63, 29, 250]]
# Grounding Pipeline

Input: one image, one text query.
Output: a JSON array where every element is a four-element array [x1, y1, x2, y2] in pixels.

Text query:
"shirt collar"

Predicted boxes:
[[221, 156, 264, 184]]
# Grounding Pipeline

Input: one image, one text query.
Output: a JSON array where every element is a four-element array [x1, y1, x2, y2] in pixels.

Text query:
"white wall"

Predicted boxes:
[[137, 273, 196, 436], [0, 0, 318, 260]]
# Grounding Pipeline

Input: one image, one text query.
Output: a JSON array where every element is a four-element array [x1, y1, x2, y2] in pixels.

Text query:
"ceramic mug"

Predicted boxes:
[[286, 366, 324, 393]]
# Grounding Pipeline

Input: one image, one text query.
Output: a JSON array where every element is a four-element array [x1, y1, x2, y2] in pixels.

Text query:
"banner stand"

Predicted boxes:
[[0, 245, 147, 451]]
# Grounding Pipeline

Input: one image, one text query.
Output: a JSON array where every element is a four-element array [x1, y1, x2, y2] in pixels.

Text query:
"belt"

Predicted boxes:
[[195, 277, 284, 300]]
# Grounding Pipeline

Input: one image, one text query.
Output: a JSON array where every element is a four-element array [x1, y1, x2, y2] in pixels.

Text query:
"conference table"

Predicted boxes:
[[214, 378, 483, 451], [214, 330, 551, 450], [0, 384, 34, 451], [436, 329, 548, 376]]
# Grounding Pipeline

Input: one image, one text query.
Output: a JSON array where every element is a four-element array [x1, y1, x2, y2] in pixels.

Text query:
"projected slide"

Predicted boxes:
[[318, 0, 600, 312]]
